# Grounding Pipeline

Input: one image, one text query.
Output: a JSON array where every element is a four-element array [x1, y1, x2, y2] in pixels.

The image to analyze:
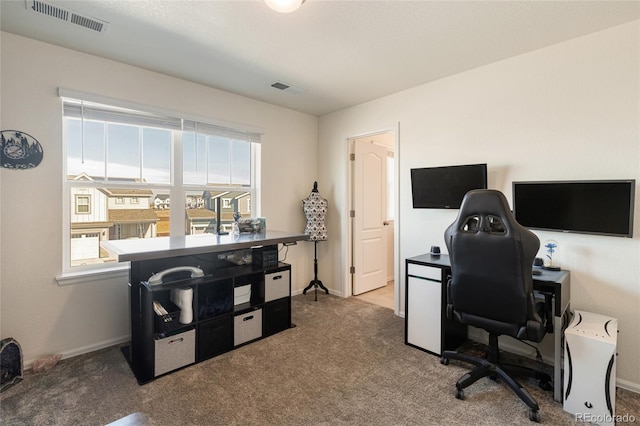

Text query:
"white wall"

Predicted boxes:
[[0, 33, 318, 365], [318, 21, 640, 389]]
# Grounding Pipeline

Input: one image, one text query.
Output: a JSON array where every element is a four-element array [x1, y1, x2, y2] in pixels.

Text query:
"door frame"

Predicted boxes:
[[345, 124, 401, 315]]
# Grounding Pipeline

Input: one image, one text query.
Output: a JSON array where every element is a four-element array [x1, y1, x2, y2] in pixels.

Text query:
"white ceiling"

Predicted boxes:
[[1, 0, 639, 116]]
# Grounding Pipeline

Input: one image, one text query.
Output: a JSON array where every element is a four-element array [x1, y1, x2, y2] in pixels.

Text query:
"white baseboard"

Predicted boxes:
[[616, 378, 640, 394], [23, 335, 130, 370], [331, 289, 343, 297]]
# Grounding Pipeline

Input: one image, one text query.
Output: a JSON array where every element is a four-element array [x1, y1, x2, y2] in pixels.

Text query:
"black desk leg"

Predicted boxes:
[[303, 240, 329, 301]]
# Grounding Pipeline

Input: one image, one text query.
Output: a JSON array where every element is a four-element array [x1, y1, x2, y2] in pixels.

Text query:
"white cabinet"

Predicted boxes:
[[405, 255, 467, 357], [407, 274, 442, 354]]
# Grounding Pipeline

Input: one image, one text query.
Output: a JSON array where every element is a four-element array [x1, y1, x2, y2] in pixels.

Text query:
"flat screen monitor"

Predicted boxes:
[[512, 180, 635, 238], [411, 163, 487, 209]]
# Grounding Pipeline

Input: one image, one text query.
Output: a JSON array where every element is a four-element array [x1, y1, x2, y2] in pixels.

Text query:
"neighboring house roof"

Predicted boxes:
[[234, 192, 250, 200], [108, 209, 159, 223], [202, 191, 229, 199], [186, 209, 217, 219], [69, 172, 95, 181], [102, 188, 154, 197], [68, 174, 148, 184]]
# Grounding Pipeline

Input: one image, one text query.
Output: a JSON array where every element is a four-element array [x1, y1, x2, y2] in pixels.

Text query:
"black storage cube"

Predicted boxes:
[[252, 245, 278, 268], [198, 278, 233, 320], [263, 298, 291, 337], [197, 315, 233, 361]]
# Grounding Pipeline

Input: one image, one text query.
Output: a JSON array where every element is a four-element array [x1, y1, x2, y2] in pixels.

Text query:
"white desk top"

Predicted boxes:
[[101, 230, 309, 262]]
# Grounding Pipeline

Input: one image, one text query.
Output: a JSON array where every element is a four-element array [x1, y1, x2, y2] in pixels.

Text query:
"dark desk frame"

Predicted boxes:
[[405, 253, 570, 402]]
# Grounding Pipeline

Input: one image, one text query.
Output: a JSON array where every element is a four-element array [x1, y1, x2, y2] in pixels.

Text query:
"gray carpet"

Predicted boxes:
[[1, 294, 639, 425]]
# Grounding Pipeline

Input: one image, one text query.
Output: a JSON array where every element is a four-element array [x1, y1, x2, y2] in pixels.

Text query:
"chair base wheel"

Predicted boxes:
[[538, 380, 552, 391], [455, 388, 464, 400], [440, 357, 449, 365], [529, 409, 540, 423]]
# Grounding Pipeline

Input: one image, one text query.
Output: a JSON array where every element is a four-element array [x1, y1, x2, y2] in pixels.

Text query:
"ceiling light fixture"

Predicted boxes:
[[264, 0, 305, 13]]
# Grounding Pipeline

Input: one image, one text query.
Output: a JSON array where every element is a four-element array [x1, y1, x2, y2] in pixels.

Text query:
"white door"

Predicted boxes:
[[352, 138, 388, 295]]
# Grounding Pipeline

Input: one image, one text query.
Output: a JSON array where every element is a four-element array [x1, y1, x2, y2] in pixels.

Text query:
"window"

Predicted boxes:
[[75, 195, 91, 214], [62, 93, 261, 273]]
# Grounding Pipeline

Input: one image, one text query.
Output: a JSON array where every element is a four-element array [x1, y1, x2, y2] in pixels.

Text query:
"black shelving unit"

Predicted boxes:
[[126, 255, 292, 384]]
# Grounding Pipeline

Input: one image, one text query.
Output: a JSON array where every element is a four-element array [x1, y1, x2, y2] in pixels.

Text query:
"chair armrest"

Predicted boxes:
[[446, 278, 454, 320]]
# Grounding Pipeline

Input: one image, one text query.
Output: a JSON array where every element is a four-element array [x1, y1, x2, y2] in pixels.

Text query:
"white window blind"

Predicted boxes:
[[59, 88, 262, 143], [63, 101, 183, 130], [183, 120, 261, 144]]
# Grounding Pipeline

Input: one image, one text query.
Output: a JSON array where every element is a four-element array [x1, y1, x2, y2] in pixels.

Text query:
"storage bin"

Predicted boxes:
[[197, 315, 233, 361], [234, 284, 252, 306], [265, 269, 290, 302], [154, 328, 195, 377], [234, 308, 262, 346], [264, 298, 290, 337], [153, 299, 181, 333], [198, 278, 233, 319]]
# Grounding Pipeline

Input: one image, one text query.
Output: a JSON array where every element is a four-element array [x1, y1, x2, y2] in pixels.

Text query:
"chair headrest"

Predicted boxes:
[[454, 189, 519, 235]]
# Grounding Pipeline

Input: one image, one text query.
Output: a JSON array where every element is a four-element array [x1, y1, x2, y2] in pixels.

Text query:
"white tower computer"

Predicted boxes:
[[563, 310, 618, 426]]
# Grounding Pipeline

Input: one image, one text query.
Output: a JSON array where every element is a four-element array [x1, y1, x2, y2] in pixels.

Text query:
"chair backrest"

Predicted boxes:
[[444, 189, 540, 331]]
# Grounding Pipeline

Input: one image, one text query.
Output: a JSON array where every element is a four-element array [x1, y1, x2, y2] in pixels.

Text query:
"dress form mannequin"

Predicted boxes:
[[303, 181, 328, 241], [302, 182, 329, 300]]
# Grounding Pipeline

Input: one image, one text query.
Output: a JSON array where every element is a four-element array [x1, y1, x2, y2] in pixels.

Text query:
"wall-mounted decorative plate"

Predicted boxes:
[[1, 130, 44, 170]]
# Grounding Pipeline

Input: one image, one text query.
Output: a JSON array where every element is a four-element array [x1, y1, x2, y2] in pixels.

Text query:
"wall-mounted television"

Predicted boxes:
[[411, 163, 487, 209], [512, 180, 635, 238]]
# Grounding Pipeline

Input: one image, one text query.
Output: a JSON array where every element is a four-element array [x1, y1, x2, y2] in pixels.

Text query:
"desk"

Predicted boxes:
[[102, 231, 309, 384], [405, 253, 570, 402]]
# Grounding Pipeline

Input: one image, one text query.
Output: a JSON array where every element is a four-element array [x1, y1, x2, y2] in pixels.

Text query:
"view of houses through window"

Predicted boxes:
[[63, 97, 259, 270]]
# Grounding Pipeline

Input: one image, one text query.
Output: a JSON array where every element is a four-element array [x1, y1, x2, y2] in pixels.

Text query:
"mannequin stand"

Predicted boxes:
[[303, 240, 329, 301]]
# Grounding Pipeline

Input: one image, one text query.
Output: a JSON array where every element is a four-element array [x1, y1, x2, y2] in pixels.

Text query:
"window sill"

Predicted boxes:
[[56, 263, 130, 286]]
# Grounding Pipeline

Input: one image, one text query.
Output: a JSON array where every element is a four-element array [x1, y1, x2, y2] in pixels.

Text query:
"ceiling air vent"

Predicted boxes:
[[271, 82, 291, 91], [270, 81, 306, 95], [27, 0, 109, 33]]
